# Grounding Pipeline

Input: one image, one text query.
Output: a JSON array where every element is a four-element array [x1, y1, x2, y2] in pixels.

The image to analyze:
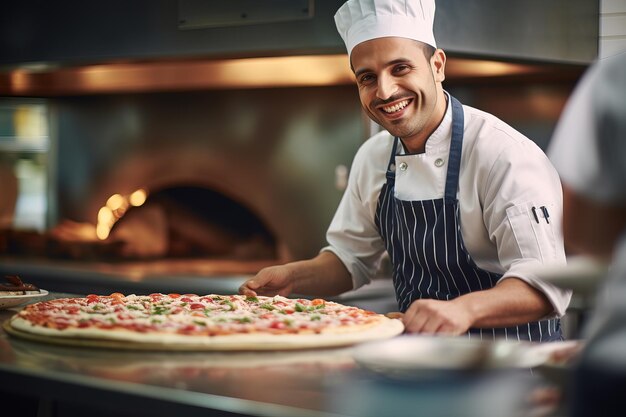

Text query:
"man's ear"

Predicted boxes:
[[431, 49, 446, 83]]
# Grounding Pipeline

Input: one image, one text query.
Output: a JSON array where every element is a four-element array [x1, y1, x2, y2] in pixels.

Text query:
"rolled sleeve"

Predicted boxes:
[[500, 259, 573, 318]]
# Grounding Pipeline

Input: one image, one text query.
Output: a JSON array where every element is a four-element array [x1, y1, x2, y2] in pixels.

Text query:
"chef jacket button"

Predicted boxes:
[[398, 162, 408, 171], [434, 158, 445, 167]]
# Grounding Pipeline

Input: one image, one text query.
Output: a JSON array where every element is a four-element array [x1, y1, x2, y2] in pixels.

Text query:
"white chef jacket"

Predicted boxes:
[[323, 92, 571, 317]]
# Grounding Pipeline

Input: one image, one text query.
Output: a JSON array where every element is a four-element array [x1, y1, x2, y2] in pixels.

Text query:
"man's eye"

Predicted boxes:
[[359, 74, 375, 85], [393, 65, 411, 74]]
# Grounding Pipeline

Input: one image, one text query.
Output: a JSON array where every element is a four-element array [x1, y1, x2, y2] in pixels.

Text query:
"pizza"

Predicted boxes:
[[6, 293, 404, 350]]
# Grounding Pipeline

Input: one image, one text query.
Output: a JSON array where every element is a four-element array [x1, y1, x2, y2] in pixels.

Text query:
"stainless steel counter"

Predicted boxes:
[[0, 293, 557, 417]]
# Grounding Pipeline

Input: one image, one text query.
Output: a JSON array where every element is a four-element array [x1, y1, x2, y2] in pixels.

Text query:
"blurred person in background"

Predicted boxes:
[[547, 51, 626, 416]]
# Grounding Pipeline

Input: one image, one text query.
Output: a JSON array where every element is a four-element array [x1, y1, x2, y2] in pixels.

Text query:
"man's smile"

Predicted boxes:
[[382, 98, 411, 113], [376, 98, 413, 120]]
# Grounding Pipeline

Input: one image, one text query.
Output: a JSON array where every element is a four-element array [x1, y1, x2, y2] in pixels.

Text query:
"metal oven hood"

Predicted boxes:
[[0, 0, 598, 71]]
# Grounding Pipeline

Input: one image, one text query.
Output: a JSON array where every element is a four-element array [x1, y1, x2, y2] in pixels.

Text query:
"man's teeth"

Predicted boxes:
[[382, 100, 410, 114]]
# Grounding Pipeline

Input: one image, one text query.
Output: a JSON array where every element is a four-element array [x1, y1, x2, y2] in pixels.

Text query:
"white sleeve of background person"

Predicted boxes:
[[548, 53, 626, 204]]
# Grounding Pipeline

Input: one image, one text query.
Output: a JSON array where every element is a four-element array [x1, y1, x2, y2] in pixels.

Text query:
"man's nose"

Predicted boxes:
[[376, 73, 397, 100]]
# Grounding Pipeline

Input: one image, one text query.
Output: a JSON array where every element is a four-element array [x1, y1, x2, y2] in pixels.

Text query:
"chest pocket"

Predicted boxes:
[[506, 202, 558, 262]]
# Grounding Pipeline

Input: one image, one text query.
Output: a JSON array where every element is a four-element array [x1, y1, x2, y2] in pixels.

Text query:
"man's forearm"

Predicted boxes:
[[453, 277, 554, 328], [290, 251, 354, 296]]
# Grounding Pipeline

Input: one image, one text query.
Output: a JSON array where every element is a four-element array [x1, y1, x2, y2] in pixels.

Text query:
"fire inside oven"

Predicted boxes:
[[96, 185, 276, 261], [2, 185, 278, 267]]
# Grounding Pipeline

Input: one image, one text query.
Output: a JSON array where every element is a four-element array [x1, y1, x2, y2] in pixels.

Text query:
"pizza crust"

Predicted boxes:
[[8, 315, 404, 351]]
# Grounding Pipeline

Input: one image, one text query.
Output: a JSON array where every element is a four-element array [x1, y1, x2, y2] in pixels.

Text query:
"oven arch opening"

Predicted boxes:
[[106, 185, 278, 261]]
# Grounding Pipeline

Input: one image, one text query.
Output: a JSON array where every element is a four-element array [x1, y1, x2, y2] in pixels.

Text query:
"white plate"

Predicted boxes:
[[0, 290, 49, 309], [353, 335, 579, 378]]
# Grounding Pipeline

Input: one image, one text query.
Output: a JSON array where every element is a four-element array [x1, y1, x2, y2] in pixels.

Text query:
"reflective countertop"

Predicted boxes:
[[0, 293, 553, 417]]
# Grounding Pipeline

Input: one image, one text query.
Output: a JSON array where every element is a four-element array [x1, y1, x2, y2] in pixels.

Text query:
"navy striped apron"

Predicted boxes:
[[374, 96, 561, 342]]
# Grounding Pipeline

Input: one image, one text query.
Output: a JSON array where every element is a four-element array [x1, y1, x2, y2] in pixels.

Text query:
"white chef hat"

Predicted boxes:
[[334, 0, 437, 56]]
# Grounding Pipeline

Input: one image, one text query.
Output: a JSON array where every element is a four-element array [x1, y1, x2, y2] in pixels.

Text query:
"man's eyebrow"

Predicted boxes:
[[353, 67, 370, 78], [353, 58, 413, 78]]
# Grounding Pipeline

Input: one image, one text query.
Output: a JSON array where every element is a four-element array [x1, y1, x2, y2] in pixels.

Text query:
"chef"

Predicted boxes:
[[240, 0, 571, 341]]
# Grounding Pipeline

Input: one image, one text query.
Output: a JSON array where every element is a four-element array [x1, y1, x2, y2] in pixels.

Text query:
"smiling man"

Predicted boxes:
[[240, 0, 571, 341]]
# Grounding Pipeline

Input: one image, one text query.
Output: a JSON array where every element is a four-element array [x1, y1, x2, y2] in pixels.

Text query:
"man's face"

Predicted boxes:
[[350, 37, 445, 142]]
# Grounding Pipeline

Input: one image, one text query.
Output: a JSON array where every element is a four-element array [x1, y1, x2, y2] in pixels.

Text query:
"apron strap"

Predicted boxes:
[[444, 96, 465, 201], [386, 136, 400, 180]]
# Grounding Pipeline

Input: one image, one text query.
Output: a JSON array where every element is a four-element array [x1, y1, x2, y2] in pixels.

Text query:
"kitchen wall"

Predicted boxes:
[[447, 81, 575, 151], [49, 86, 366, 261], [600, 0, 626, 58]]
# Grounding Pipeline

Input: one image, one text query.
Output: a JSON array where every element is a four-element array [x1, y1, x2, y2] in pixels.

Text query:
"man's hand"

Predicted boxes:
[[238, 252, 354, 298], [402, 278, 555, 334], [238, 265, 295, 297], [402, 298, 473, 335]]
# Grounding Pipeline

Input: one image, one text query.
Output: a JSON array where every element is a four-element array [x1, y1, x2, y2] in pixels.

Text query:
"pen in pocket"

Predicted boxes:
[[540, 206, 550, 224], [531, 206, 540, 223]]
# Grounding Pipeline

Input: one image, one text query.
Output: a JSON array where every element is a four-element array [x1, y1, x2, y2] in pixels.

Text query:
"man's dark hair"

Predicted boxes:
[[422, 43, 436, 59]]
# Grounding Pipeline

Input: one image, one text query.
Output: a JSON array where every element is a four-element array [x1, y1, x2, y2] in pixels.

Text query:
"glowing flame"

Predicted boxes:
[[98, 206, 115, 225], [96, 189, 149, 240], [96, 223, 111, 240], [106, 193, 125, 210], [129, 188, 147, 207]]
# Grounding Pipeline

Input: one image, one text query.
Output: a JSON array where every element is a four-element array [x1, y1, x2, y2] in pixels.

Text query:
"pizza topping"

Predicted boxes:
[[15, 293, 383, 337]]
